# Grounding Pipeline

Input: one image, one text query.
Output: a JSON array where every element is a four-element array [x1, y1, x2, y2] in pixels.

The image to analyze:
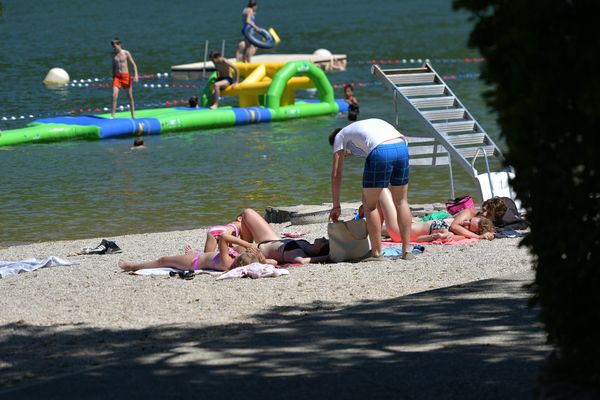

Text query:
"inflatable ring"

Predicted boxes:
[[243, 25, 275, 49]]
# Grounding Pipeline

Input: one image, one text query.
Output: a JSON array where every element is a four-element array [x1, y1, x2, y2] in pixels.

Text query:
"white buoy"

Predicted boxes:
[[313, 48, 332, 57], [43, 68, 70, 87]]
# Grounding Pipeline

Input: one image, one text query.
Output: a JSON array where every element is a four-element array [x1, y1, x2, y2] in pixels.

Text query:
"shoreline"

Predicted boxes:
[[0, 218, 532, 327]]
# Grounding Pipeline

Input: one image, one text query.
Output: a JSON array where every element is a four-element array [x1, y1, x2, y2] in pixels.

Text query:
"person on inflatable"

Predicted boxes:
[[110, 38, 139, 119], [209, 51, 239, 109], [241, 0, 259, 62]]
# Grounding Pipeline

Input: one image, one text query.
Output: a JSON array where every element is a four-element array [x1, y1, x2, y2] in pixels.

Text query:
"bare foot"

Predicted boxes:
[[118, 259, 136, 272], [209, 104, 218, 110], [184, 244, 195, 255]]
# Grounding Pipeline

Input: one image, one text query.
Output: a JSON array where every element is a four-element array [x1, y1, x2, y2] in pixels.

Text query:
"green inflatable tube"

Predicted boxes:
[[266, 61, 335, 109], [0, 123, 100, 147]]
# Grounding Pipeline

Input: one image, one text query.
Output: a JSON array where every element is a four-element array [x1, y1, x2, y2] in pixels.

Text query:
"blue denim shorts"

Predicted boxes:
[[362, 141, 409, 188]]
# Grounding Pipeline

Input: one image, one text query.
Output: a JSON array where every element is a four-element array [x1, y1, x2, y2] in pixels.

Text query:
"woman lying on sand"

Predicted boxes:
[[239, 208, 330, 265], [367, 189, 497, 242], [409, 215, 495, 242], [118, 233, 269, 273]]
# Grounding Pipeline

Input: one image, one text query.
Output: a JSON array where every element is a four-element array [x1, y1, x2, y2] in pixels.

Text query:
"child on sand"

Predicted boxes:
[[118, 233, 270, 273], [110, 38, 139, 119]]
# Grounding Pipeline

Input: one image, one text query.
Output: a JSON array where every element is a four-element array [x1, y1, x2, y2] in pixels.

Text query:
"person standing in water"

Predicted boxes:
[[343, 84, 360, 121], [111, 38, 139, 119], [241, 0, 259, 63]]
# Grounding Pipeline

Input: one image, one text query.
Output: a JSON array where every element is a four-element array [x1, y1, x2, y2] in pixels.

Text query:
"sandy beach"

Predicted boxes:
[[0, 215, 534, 391], [0, 212, 531, 394]]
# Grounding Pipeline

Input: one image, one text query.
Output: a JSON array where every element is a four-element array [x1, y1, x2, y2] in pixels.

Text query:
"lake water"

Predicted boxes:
[[0, 0, 500, 247]]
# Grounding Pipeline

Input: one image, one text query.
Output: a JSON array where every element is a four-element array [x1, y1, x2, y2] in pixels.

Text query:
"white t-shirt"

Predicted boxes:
[[332, 118, 403, 157]]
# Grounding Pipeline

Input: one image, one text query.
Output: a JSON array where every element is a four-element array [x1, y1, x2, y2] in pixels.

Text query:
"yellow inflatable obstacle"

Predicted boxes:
[[201, 61, 317, 108]]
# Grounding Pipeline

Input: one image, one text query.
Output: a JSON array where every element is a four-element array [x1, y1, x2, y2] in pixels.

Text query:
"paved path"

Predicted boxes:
[[0, 271, 549, 400]]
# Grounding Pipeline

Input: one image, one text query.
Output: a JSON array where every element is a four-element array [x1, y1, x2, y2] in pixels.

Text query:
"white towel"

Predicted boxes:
[[216, 263, 289, 280], [0, 257, 80, 278]]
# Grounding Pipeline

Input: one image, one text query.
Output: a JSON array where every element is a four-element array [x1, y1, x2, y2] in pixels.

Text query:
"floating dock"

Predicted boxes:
[[171, 53, 347, 80], [0, 60, 348, 147]]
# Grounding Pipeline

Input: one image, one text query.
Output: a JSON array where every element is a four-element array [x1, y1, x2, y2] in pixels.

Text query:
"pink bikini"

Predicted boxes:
[[191, 249, 239, 271], [208, 223, 240, 238]]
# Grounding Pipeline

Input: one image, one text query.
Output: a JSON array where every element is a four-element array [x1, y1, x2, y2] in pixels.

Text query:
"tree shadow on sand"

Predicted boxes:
[[0, 273, 549, 400]]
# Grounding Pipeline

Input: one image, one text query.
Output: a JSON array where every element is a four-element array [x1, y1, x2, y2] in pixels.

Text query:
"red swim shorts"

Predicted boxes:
[[113, 73, 132, 89]]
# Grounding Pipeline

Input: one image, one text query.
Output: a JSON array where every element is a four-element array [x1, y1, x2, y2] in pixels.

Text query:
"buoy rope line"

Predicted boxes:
[[0, 72, 480, 123], [351, 57, 485, 65], [69, 71, 171, 85], [67, 81, 199, 90], [331, 72, 481, 89], [68, 57, 483, 85]]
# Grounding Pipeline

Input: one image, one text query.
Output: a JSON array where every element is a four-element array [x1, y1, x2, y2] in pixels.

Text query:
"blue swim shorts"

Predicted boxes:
[[362, 141, 410, 188]]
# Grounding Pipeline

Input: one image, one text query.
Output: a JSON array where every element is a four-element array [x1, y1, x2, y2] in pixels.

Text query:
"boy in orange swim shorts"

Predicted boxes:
[[111, 38, 139, 119], [113, 73, 132, 89]]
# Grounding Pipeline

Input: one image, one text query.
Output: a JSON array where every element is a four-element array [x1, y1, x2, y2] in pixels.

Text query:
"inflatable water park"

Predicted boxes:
[[0, 60, 348, 148]]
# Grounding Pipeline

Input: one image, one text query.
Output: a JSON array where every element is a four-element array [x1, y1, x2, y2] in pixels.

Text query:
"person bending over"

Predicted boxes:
[[329, 118, 414, 261]]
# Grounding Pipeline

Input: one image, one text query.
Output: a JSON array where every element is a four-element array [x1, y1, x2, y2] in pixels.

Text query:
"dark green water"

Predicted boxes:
[[0, 0, 499, 247]]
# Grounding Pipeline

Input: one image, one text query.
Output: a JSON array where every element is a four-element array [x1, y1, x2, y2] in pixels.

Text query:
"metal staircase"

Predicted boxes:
[[371, 62, 508, 199]]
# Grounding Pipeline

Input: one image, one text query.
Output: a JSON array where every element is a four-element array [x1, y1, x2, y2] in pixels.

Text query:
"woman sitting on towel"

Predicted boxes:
[[118, 233, 267, 273], [239, 208, 330, 265], [203, 213, 245, 252]]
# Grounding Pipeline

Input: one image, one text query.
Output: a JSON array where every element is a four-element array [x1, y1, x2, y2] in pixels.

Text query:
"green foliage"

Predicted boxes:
[[454, 0, 600, 387]]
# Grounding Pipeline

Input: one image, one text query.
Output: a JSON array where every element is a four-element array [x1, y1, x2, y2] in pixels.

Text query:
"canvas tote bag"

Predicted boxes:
[[328, 219, 371, 262]]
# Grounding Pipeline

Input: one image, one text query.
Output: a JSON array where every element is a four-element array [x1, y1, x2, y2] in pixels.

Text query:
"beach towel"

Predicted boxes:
[[382, 245, 425, 257], [281, 232, 305, 238], [425, 237, 478, 245], [216, 263, 289, 280], [382, 237, 479, 246], [0, 257, 80, 278]]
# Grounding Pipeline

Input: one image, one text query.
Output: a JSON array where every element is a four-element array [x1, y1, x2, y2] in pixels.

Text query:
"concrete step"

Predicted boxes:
[[264, 202, 447, 225]]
